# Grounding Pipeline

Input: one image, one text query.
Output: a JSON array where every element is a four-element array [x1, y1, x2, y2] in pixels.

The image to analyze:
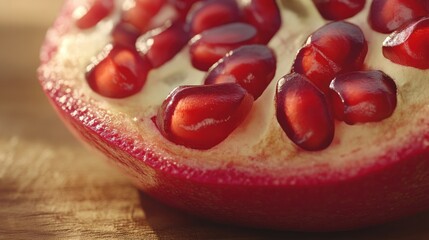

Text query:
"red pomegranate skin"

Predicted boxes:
[[38, 1, 429, 231]]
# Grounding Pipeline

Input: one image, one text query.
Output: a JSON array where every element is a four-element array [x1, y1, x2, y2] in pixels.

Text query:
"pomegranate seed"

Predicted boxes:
[[187, 0, 241, 35], [310, 21, 367, 72], [292, 21, 367, 93], [75, 0, 114, 29], [383, 17, 429, 69], [169, 0, 201, 21], [291, 45, 338, 93], [111, 22, 141, 47], [312, 0, 366, 20], [189, 23, 257, 71], [329, 70, 397, 125], [242, 0, 281, 44], [121, 0, 166, 32], [156, 83, 254, 149], [204, 45, 276, 99], [136, 21, 190, 68], [368, 0, 428, 33], [276, 73, 335, 151], [86, 45, 152, 98]]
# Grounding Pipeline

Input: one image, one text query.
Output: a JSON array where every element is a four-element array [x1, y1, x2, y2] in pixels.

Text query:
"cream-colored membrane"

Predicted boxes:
[[47, 0, 429, 175]]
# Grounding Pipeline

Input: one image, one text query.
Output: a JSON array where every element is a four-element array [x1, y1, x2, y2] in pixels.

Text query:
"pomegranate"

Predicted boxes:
[[39, 0, 429, 231]]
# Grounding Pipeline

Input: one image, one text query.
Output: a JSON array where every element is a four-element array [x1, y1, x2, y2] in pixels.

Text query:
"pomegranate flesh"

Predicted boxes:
[[38, 0, 429, 231]]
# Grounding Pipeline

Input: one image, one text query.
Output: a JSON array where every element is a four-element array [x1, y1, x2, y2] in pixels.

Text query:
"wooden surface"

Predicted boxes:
[[1, 1, 429, 239]]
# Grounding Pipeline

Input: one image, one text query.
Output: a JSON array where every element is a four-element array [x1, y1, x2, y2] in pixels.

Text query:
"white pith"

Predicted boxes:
[[43, 0, 429, 176]]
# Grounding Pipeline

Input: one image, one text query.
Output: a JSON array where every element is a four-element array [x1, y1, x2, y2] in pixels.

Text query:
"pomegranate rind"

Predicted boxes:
[[38, 0, 429, 231]]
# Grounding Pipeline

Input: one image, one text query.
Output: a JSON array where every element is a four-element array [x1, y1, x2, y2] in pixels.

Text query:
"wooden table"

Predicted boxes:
[[1, 1, 429, 239]]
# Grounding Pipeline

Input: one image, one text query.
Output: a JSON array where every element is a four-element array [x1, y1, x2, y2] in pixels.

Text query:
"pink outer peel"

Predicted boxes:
[[38, 1, 429, 231]]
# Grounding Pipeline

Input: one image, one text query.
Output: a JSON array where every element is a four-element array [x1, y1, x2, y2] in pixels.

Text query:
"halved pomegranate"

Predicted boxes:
[[39, 0, 429, 231]]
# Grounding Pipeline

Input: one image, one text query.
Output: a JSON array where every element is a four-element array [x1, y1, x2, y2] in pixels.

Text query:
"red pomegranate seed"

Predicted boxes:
[[312, 0, 366, 20], [136, 22, 190, 68], [189, 23, 257, 71], [86, 45, 152, 98], [75, 0, 114, 29], [121, 0, 166, 32], [156, 83, 254, 149], [292, 21, 367, 93], [242, 0, 281, 44], [329, 70, 397, 125], [368, 0, 428, 33], [204, 45, 276, 99], [187, 0, 241, 35], [169, 0, 201, 21], [291, 45, 338, 93], [383, 17, 429, 69], [111, 22, 141, 47], [310, 21, 367, 72], [276, 73, 334, 151]]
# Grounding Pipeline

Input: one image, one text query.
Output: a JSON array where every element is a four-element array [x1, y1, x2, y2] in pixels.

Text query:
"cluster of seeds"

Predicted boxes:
[[77, 0, 429, 151]]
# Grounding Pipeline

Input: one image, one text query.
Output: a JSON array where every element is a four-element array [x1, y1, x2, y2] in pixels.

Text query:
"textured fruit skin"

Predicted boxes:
[[38, 1, 429, 231]]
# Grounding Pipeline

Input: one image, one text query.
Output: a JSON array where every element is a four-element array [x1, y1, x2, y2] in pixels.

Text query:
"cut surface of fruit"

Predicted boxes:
[[39, 0, 429, 231]]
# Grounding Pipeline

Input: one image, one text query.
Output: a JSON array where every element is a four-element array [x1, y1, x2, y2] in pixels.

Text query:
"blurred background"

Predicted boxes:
[[1, 1, 429, 239], [0, 1, 62, 144]]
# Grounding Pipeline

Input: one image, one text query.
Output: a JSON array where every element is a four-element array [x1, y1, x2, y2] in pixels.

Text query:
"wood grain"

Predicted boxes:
[[1, 1, 429, 239]]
